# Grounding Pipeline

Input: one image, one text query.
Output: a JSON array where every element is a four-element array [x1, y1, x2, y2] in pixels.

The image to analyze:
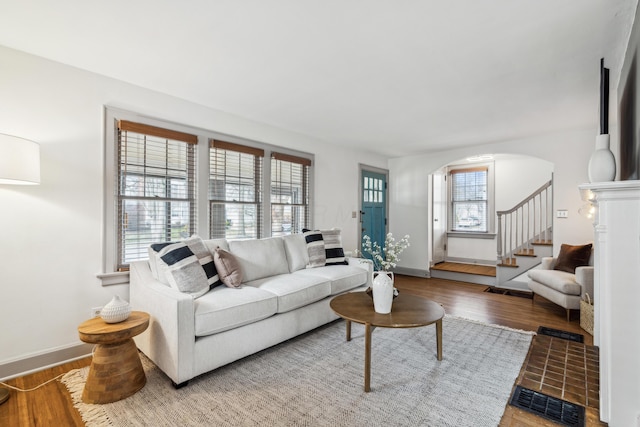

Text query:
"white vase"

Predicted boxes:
[[100, 295, 131, 323], [588, 134, 616, 183], [372, 271, 394, 314]]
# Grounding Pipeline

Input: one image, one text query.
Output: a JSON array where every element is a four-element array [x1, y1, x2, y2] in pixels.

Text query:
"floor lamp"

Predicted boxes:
[[0, 133, 41, 405]]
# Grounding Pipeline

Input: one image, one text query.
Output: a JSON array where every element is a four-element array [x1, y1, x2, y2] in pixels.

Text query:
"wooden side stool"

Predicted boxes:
[[77, 311, 150, 404]]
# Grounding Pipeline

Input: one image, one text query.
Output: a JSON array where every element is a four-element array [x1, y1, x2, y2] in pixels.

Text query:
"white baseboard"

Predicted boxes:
[[0, 343, 93, 381], [444, 256, 496, 266], [392, 267, 430, 278]]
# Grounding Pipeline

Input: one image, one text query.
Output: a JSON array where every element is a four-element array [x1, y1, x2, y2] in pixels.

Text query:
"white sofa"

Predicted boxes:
[[527, 256, 594, 321], [129, 234, 372, 387]]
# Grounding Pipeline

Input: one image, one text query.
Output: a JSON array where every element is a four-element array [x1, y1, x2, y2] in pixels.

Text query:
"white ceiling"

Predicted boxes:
[[0, 1, 636, 157]]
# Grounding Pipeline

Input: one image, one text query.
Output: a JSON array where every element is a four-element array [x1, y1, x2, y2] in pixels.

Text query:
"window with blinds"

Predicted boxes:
[[451, 166, 488, 232], [270, 152, 310, 236], [116, 120, 197, 269], [209, 140, 264, 239]]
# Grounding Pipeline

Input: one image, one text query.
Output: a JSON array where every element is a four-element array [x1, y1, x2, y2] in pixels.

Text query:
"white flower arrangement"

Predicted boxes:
[[362, 233, 410, 271]]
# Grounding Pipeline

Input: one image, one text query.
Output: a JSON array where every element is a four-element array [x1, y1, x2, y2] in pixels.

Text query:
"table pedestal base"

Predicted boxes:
[[82, 338, 146, 404]]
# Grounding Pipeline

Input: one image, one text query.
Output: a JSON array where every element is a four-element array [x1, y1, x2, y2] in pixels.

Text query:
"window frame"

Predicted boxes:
[[115, 120, 198, 270], [101, 107, 314, 285], [270, 152, 311, 236], [209, 139, 265, 240], [447, 161, 495, 236]]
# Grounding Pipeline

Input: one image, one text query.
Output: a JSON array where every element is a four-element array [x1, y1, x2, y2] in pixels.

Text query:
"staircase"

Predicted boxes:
[[496, 179, 553, 291]]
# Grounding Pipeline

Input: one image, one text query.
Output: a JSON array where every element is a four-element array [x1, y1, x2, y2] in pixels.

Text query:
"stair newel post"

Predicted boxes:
[[512, 212, 516, 261], [507, 212, 513, 264], [519, 207, 523, 254], [533, 196, 537, 243], [505, 213, 509, 263], [529, 200, 532, 248], [547, 186, 552, 242], [539, 192, 543, 243], [544, 187, 548, 242], [497, 212, 503, 264]]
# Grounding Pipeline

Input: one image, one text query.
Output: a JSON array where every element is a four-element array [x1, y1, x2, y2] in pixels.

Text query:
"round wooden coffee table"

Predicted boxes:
[[330, 291, 444, 392], [77, 311, 149, 403]]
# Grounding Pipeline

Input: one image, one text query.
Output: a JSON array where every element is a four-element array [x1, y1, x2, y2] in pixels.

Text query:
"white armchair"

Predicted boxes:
[[528, 256, 594, 321]]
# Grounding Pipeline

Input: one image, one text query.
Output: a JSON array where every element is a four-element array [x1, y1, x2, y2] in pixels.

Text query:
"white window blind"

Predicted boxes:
[[270, 152, 311, 236], [209, 140, 264, 240], [451, 166, 488, 232], [116, 120, 197, 270]]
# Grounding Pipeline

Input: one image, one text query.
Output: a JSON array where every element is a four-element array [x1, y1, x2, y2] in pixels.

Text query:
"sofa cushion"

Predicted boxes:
[[322, 229, 348, 265], [202, 238, 230, 254], [245, 273, 331, 313], [304, 230, 326, 267], [154, 236, 219, 298], [554, 243, 592, 273], [229, 237, 290, 282], [213, 247, 243, 288], [293, 264, 367, 295], [528, 269, 582, 296], [282, 234, 309, 273], [194, 286, 278, 336]]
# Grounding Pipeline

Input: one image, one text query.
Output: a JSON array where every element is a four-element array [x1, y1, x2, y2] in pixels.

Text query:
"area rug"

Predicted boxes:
[[62, 316, 534, 427]]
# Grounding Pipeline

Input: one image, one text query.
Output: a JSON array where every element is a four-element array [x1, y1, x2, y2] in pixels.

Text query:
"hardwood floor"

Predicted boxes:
[[0, 275, 596, 426], [0, 357, 90, 427]]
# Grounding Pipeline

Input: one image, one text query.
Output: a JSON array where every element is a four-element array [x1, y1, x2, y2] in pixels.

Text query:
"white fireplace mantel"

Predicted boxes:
[[578, 180, 640, 426]]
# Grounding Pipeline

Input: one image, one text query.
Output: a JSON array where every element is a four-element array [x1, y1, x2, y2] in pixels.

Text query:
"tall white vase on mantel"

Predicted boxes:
[[372, 271, 394, 314], [588, 134, 616, 183]]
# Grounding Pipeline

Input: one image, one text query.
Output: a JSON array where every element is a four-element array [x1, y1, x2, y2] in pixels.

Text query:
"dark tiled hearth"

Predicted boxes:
[[502, 334, 605, 426], [520, 335, 599, 408]]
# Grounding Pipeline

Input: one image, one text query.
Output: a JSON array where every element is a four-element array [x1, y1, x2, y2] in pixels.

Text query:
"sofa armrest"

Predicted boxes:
[[347, 257, 373, 287], [540, 257, 556, 270], [129, 260, 195, 385], [575, 266, 594, 299]]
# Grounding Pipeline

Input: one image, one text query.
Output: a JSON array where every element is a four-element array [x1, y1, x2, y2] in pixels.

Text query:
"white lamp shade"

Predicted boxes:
[[0, 134, 40, 185]]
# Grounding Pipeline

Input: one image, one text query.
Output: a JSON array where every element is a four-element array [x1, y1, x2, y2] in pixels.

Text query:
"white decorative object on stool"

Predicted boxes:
[[372, 271, 394, 314], [588, 134, 616, 183], [101, 295, 132, 323]]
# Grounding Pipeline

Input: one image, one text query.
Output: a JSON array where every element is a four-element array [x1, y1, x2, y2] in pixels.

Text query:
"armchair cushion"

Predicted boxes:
[[553, 243, 592, 273], [527, 269, 582, 296]]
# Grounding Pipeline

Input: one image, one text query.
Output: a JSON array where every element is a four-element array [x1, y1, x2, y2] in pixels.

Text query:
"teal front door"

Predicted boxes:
[[361, 170, 387, 260]]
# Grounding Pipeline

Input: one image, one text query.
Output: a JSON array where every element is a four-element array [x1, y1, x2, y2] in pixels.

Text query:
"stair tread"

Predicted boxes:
[[514, 251, 537, 257], [532, 240, 552, 246], [497, 263, 519, 268], [431, 262, 496, 277]]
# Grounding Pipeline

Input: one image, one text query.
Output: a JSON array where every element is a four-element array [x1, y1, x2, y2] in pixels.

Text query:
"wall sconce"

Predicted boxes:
[[578, 203, 596, 220], [578, 188, 596, 221], [0, 133, 41, 185]]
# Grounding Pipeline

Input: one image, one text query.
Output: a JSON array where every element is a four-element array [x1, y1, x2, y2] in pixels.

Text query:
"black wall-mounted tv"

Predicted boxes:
[[619, 52, 638, 180]]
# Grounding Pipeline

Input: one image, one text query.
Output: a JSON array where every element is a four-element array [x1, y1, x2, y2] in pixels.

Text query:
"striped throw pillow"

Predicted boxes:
[[322, 229, 348, 265], [152, 236, 219, 298], [304, 230, 326, 268]]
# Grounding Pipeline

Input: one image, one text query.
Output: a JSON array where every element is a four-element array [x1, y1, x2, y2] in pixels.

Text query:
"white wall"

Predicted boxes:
[[389, 129, 605, 272], [0, 46, 387, 368]]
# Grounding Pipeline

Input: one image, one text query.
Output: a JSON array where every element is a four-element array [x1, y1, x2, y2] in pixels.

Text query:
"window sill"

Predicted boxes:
[[447, 231, 496, 240], [97, 271, 130, 286]]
